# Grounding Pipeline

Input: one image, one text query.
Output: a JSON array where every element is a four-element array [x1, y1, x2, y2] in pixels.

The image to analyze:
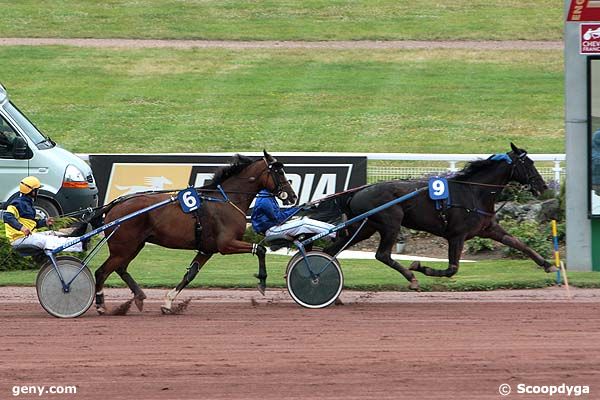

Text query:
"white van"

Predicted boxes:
[[0, 83, 98, 218]]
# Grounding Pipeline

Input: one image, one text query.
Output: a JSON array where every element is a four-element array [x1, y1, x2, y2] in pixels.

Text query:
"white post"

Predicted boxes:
[[552, 160, 563, 192]]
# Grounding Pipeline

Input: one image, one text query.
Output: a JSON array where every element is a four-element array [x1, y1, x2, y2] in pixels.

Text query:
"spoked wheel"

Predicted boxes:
[[286, 251, 343, 309], [36, 256, 95, 318]]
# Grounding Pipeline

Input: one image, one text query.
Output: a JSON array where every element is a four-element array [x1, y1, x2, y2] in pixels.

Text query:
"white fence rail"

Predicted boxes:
[[365, 153, 566, 186]]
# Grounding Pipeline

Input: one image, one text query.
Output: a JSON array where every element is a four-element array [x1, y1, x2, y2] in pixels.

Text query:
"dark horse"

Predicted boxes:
[[323, 143, 557, 290], [92, 151, 297, 314]]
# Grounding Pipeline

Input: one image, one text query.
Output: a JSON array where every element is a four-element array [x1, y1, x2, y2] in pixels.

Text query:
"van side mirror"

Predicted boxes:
[[12, 137, 31, 159]]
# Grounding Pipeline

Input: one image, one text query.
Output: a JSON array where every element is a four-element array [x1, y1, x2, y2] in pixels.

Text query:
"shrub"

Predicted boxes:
[[0, 229, 38, 271], [497, 184, 536, 203], [466, 237, 495, 254], [499, 219, 552, 259], [0, 218, 83, 272]]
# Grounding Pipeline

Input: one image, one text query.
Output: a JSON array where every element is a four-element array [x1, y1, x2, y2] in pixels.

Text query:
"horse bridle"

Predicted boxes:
[[508, 151, 538, 190], [263, 158, 291, 201]]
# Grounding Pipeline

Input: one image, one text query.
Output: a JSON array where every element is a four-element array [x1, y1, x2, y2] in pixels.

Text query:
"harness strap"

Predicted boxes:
[[215, 185, 248, 218], [227, 200, 247, 218], [192, 210, 204, 251]]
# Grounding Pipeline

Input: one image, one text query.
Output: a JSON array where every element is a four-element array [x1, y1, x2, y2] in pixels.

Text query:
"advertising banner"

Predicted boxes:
[[89, 154, 367, 208], [567, 0, 600, 21], [581, 23, 600, 54]]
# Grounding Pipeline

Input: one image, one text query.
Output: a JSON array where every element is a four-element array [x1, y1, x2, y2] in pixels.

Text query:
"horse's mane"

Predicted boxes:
[[451, 158, 501, 181], [206, 154, 257, 188]]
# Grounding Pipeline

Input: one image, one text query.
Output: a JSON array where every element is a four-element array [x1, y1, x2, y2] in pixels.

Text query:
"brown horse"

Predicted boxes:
[[92, 151, 297, 314]]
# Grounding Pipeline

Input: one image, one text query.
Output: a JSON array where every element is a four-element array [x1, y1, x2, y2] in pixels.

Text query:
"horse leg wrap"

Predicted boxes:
[[95, 291, 106, 315], [410, 262, 458, 277], [255, 245, 266, 257], [184, 261, 201, 284]]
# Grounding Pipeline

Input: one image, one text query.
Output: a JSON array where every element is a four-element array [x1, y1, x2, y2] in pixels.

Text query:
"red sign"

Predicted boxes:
[[568, 0, 600, 21], [581, 23, 600, 53]]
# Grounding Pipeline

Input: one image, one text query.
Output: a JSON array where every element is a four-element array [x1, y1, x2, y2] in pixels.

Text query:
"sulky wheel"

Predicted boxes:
[[286, 251, 343, 309], [284, 246, 323, 279], [36, 256, 95, 318]]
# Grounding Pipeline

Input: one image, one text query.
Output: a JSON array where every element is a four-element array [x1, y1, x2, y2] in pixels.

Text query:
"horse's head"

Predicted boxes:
[[507, 142, 548, 197], [257, 150, 298, 205]]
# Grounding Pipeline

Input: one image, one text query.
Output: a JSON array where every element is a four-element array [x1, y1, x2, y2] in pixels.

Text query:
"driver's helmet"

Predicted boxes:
[[19, 176, 42, 194]]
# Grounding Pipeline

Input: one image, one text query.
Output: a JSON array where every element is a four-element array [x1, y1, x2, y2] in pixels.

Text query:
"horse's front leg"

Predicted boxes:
[[162, 252, 212, 314], [254, 244, 268, 295], [410, 236, 465, 278], [478, 222, 557, 273], [218, 239, 268, 295]]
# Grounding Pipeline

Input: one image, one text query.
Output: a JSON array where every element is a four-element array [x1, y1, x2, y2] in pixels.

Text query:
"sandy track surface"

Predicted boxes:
[[0, 37, 562, 50], [0, 287, 598, 399], [0, 286, 596, 304]]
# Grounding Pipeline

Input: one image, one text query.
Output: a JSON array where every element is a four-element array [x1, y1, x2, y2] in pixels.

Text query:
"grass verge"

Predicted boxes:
[[1, 245, 598, 291]]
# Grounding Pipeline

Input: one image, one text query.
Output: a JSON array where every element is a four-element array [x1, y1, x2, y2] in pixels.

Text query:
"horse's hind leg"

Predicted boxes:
[[94, 261, 111, 315], [94, 256, 127, 315], [410, 236, 464, 278], [94, 244, 145, 315], [375, 230, 420, 290], [115, 266, 146, 312], [114, 243, 147, 311], [162, 252, 212, 314]]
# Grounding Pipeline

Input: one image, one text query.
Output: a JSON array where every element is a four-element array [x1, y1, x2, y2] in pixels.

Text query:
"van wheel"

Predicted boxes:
[[35, 198, 60, 219]]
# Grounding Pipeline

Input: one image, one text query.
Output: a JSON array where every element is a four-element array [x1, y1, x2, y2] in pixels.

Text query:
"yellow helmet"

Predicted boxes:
[[19, 176, 42, 194]]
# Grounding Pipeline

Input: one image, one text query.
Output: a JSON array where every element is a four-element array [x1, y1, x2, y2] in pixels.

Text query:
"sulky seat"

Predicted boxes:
[[12, 244, 46, 258]]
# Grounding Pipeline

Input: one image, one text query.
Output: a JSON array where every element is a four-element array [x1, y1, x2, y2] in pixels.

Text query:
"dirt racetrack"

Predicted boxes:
[[0, 287, 599, 400]]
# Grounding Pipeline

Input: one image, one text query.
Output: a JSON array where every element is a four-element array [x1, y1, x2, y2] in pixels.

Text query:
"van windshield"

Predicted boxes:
[[4, 101, 54, 149]]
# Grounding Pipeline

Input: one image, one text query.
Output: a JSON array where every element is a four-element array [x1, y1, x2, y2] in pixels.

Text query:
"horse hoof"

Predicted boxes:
[[134, 297, 145, 312], [257, 284, 266, 296], [545, 265, 559, 273], [409, 261, 421, 271], [409, 279, 420, 291], [160, 306, 173, 315], [334, 297, 344, 306], [96, 306, 106, 315]]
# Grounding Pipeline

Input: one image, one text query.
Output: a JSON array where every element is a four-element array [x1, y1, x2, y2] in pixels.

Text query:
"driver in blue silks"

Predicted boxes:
[[251, 189, 335, 239]]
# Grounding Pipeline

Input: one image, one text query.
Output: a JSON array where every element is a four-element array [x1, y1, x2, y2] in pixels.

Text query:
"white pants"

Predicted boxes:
[[11, 231, 83, 252], [266, 217, 336, 239]]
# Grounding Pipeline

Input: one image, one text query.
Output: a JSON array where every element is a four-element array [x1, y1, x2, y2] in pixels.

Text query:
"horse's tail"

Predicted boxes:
[[299, 185, 369, 223], [85, 204, 115, 230], [84, 196, 131, 229]]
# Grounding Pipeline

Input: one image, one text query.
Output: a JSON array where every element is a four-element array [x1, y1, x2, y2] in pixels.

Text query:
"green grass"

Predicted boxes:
[[0, 46, 564, 154], [0, 1, 562, 41], [1, 245, 599, 290]]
